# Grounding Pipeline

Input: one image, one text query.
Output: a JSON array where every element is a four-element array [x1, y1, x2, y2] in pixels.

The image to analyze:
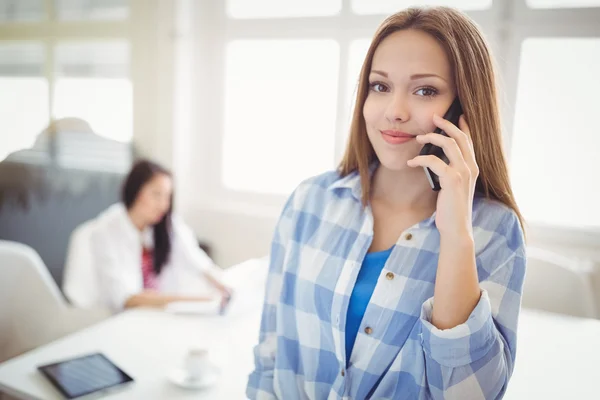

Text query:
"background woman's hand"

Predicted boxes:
[[214, 281, 233, 312]]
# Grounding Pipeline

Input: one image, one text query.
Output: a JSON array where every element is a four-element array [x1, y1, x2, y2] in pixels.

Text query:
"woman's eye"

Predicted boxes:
[[415, 87, 438, 97], [369, 82, 389, 93]]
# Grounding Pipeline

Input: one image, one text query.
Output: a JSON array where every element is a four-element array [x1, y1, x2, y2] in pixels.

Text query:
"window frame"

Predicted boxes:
[[191, 0, 498, 214], [190, 0, 600, 248], [504, 2, 600, 248], [0, 0, 172, 169]]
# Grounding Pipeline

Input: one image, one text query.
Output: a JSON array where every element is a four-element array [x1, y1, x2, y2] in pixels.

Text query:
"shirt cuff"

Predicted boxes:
[[420, 289, 497, 368], [246, 375, 276, 400]]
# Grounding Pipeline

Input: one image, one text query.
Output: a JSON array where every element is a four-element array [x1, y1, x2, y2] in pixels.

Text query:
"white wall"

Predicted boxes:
[[186, 208, 277, 269]]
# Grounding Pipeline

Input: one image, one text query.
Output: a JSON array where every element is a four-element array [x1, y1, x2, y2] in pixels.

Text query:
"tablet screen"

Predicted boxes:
[[38, 353, 134, 399]]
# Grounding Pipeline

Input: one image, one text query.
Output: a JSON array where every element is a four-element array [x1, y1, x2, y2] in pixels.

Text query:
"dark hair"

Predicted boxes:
[[121, 159, 173, 275]]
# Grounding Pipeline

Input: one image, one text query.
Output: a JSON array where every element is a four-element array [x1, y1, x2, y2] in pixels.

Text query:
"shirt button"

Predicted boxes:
[[341, 369, 345, 377], [386, 272, 394, 280], [364, 326, 373, 335], [405, 233, 413, 240]]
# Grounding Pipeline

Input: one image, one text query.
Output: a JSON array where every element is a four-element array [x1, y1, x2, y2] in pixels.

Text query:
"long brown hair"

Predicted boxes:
[[338, 6, 525, 230], [122, 159, 174, 274]]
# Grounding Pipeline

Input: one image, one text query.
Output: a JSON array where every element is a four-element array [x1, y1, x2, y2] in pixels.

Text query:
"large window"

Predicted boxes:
[[211, 0, 500, 205], [511, 38, 600, 230], [0, 42, 49, 161], [0, 0, 133, 163], [194, 0, 600, 238], [223, 39, 339, 195], [54, 41, 132, 142]]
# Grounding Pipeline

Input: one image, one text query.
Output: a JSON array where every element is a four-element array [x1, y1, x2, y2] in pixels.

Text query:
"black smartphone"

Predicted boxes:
[[419, 97, 463, 191]]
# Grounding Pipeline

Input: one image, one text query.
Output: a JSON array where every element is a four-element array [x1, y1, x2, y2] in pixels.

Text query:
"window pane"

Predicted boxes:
[[227, 0, 341, 18], [344, 39, 370, 135], [352, 0, 491, 14], [56, 0, 128, 21], [223, 40, 339, 195], [0, 43, 49, 162], [511, 38, 600, 229], [53, 42, 132, 143], [526, 0, 600, 8], [0, 0, 43, 22]]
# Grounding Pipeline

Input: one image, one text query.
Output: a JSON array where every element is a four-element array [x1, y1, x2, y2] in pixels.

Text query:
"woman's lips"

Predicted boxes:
[[380, 130, 415, 145]]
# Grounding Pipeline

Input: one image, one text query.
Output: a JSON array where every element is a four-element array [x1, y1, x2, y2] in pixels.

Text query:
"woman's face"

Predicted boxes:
[[134, 173, 173, 225], [363, 29, 456, 172]]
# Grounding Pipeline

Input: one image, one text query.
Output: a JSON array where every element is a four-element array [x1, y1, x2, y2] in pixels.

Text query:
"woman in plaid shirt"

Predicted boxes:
[[248, 6, 526, 400]]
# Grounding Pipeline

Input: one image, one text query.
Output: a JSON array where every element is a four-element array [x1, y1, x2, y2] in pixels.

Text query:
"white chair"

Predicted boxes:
[[62, 219, 100, 308], [0, 240, 109, 363], [522, 246, 597, 319]]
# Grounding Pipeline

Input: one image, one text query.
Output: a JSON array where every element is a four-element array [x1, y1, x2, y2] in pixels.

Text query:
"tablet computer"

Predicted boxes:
[[37, 352, 134, 399]]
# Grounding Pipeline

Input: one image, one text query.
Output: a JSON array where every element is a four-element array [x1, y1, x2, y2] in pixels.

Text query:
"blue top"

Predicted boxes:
[[247, 167, 526, 400], [345, 246, 393, 364]]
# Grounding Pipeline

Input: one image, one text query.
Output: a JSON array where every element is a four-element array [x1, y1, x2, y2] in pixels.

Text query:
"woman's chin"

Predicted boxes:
[[378, 156, 412, 172], [150, 215, 165, 225]]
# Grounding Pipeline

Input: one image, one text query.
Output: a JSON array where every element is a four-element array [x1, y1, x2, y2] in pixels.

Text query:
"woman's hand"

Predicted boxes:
[[407, 113, 481, 329], [212, 279, 233, 312], [407, 113, 478, 238], [212, 279, 232, 297]]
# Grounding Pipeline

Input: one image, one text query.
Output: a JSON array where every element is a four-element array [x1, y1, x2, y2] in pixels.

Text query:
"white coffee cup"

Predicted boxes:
[[184, 348, 210, 381]]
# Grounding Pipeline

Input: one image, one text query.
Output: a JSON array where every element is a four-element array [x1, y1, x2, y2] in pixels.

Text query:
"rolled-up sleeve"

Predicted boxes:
[[419, 211, 526, 399], [246, 193, 296, 400], [421, 289, 497, 368]]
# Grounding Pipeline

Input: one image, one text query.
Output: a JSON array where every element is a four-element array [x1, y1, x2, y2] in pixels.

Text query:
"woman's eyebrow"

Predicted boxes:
[[370, 69, 447, 83], [371, 69, 389, 78], [410, 73, 447, 82]]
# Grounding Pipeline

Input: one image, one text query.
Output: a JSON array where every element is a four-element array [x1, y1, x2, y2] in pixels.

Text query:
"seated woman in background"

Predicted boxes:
[[64, 159, 231, 312]]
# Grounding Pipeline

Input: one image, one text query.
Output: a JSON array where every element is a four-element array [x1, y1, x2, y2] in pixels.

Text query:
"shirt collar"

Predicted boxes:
[[329, 161, 379, 202], [108, 203, 152, 245], [329, 160, 438, 228]]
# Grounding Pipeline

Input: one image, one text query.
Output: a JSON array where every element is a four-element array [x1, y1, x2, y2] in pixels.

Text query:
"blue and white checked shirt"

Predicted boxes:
[[247, 168, 526, 400]]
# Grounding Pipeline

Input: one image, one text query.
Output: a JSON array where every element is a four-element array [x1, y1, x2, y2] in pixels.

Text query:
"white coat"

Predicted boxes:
[[63, 203, 220, 311]]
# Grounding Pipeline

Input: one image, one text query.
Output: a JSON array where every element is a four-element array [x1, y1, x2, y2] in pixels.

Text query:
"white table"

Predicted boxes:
[[0, 258, 269, 400], [1, 284, 599, 399], [0, 303, 262, 400]]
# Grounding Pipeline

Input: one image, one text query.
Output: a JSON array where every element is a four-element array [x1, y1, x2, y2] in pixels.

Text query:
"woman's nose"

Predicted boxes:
[[385, 93, 409, 122]]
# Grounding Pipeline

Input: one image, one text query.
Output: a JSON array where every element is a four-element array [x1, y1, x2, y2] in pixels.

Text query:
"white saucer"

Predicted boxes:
[[168, 365, 221, 390]]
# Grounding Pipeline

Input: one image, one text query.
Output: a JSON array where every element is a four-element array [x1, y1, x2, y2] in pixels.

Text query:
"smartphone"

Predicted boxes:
[[419, 97, 463, 191]]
